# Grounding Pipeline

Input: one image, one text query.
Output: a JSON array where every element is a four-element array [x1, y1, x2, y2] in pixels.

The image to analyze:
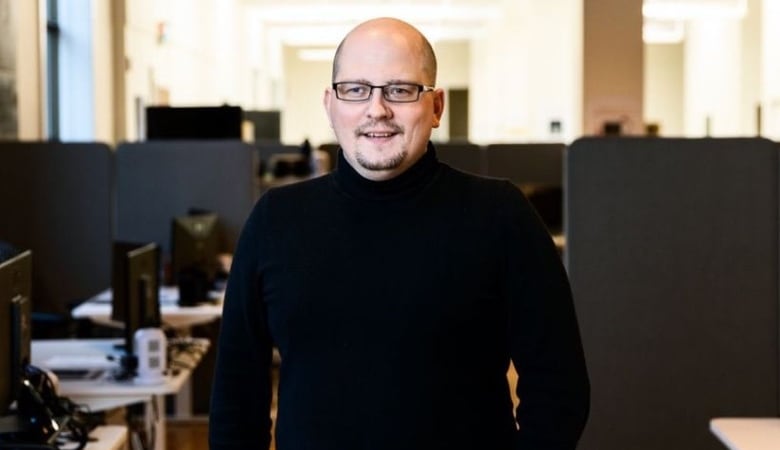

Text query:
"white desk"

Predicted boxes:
[[32, 339, 207, 450], [72, 287, 223, 329], [710, 418, 780, 450], [72, 287, 222, 420]]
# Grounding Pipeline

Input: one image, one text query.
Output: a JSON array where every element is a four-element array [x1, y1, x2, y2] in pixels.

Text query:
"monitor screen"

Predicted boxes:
[[145, 105, 243, 140], [111, 242, 160, 360], [0, 250, 32, 416], [171, 213, 220, 306]]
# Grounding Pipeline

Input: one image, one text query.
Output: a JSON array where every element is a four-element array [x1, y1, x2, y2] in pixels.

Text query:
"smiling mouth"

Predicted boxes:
[[363, 131, 397, 138]]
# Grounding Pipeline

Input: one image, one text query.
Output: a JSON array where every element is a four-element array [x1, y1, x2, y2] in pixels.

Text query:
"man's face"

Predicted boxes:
[[323, 27, 444, 181]]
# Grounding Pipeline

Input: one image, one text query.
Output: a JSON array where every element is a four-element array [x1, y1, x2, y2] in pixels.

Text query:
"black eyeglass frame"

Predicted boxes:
[[332, 82, 436, 103]]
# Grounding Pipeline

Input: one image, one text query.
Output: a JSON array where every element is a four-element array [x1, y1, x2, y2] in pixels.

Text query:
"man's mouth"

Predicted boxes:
[[363, 131, 397, 138]]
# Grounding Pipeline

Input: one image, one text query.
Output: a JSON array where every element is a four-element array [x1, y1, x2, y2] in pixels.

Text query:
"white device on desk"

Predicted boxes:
[[133, 328, 167, 385]]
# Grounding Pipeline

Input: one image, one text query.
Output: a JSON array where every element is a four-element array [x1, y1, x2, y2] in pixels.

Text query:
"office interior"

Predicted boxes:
[[2, 0, 780, 449]]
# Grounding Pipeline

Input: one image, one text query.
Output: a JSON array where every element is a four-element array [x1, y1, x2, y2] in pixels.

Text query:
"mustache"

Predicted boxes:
[[354, 122, 404, 137]]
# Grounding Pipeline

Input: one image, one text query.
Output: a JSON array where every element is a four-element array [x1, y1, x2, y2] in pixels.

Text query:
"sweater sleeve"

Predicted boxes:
[[500, 182, 590, 449], [209, 197, 275, 450]]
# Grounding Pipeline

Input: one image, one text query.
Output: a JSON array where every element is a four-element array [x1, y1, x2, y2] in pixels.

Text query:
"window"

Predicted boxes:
[[45, 0, 60, 140]]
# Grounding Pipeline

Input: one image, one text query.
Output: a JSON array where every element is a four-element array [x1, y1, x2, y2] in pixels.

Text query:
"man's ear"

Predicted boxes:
[[432, 89, 445, 129], [323, 87, 334, 128]]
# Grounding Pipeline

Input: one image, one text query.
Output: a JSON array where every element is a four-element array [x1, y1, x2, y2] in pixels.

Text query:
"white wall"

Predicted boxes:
[[741, 0, 761, 136], [762, 0, 780, 139], [684, 18, 742, 136], [122, 0, 248, 141], [92, 0, 114, 143], [281, 45, 332, 146], [13, 1, 779, 143], [644, 43, 683, 136], [471, 0, 581, 144], [431, 39, 470, 143], [583, 0, 644, 136], [13, 0, 42, 139]]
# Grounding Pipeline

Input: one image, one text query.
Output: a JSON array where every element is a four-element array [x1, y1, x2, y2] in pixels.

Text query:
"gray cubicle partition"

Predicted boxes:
[[566, 137, 779, 450], [115, 141, 257, 262], [0, 142, 113, 313], [434, 141, 485, 175], [484, 143, 565, 187], [483, 143, 566, 233]]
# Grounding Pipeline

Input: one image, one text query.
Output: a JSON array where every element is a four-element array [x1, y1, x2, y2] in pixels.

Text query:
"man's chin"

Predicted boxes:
[[355, 150, 406, 172]]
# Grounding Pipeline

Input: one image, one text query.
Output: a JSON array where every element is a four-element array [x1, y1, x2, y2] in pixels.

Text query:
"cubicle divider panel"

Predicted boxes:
[[483, 143, 565, 187], [566, 137, 779, 450], [433, 142, 485, 175], [483, 143, 566, 233], [255, 140, 302, 172], [115, 141, 257, 262], [0, 142, 114, 313]]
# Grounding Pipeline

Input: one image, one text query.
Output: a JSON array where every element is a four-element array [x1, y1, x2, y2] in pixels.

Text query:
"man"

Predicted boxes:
[[209, 17, 589, 450]]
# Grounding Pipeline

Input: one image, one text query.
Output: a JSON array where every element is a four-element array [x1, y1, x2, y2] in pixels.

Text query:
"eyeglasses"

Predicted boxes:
[[332, 82, 435, 103]]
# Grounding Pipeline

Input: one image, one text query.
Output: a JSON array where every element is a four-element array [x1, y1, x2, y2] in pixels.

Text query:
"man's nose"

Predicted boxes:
[[366, 88, 393, 119]]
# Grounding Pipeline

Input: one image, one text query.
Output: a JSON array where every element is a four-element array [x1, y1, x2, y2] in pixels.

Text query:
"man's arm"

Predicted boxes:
[[500, 182, 590, 449], [209, 201, 275, 450]]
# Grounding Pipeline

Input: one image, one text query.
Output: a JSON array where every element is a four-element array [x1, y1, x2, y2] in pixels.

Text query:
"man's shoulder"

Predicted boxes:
[[261, 174, 333, 200], [438, 163, 516, 194]]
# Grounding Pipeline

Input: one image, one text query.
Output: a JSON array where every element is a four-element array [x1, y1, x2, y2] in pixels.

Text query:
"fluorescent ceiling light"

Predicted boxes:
[[643, 19, 685, 44], [253, 4, 501, 24], [643, 0, 747, 20]]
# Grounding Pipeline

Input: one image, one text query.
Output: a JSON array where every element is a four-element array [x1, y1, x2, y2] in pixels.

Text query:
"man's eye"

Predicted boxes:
[[345, 85, 368, 95], [388, 86, 413, 96]]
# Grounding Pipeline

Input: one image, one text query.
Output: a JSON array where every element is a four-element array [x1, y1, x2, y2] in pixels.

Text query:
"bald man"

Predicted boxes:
[[209, 18, 589, 450]]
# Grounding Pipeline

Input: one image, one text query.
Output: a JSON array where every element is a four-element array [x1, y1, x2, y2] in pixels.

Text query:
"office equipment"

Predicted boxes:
[[566, 137, 779, 450], [145, 105, 243, 140], [110, 242, 161, 378], [32, 338, 208, 450], [0, 250, 32, 416], [171, 213, 221, 306], [133, 328, 166, 385]]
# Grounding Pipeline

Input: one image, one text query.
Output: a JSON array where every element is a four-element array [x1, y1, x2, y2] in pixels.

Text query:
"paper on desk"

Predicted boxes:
[[91, 286, 179, 304], [42, 355, 119, 370]]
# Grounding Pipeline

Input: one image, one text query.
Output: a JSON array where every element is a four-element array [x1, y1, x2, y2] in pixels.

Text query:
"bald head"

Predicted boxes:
[[331, 18, 437, 86]]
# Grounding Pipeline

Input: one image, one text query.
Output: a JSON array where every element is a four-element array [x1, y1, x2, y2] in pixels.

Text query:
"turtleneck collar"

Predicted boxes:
[[331, 142, 440, 202]]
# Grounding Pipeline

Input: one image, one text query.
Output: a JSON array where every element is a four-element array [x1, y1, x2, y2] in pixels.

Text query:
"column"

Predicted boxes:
[[583, 0, 644, 135]]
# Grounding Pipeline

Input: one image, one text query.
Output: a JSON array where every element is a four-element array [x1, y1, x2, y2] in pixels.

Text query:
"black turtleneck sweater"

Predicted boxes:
[[209, 144, 589, 450]]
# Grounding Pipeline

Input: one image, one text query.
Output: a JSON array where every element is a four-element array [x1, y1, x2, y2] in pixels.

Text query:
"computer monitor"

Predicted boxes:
[[110, 242, 160, 370], [145, 105, 243, 140], [171, 213, 220, 306], [0, 250, 32, 416]]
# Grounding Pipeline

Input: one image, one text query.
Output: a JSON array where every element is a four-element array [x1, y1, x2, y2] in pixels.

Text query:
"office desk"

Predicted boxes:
[[32, 339, 207, 450], [710, 418, 780, 450], [72, 287, 223, 329], [72, 288, 222, 419]]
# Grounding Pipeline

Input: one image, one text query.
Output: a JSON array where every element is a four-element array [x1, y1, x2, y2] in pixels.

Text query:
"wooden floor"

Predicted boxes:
[[166, 365, 517, 450], [167, 420, 277, 450]]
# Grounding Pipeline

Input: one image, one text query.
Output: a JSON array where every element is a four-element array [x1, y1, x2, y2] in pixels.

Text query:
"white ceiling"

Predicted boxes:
[[240, 0, 747, 47], [242, 0, 505, 47]]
